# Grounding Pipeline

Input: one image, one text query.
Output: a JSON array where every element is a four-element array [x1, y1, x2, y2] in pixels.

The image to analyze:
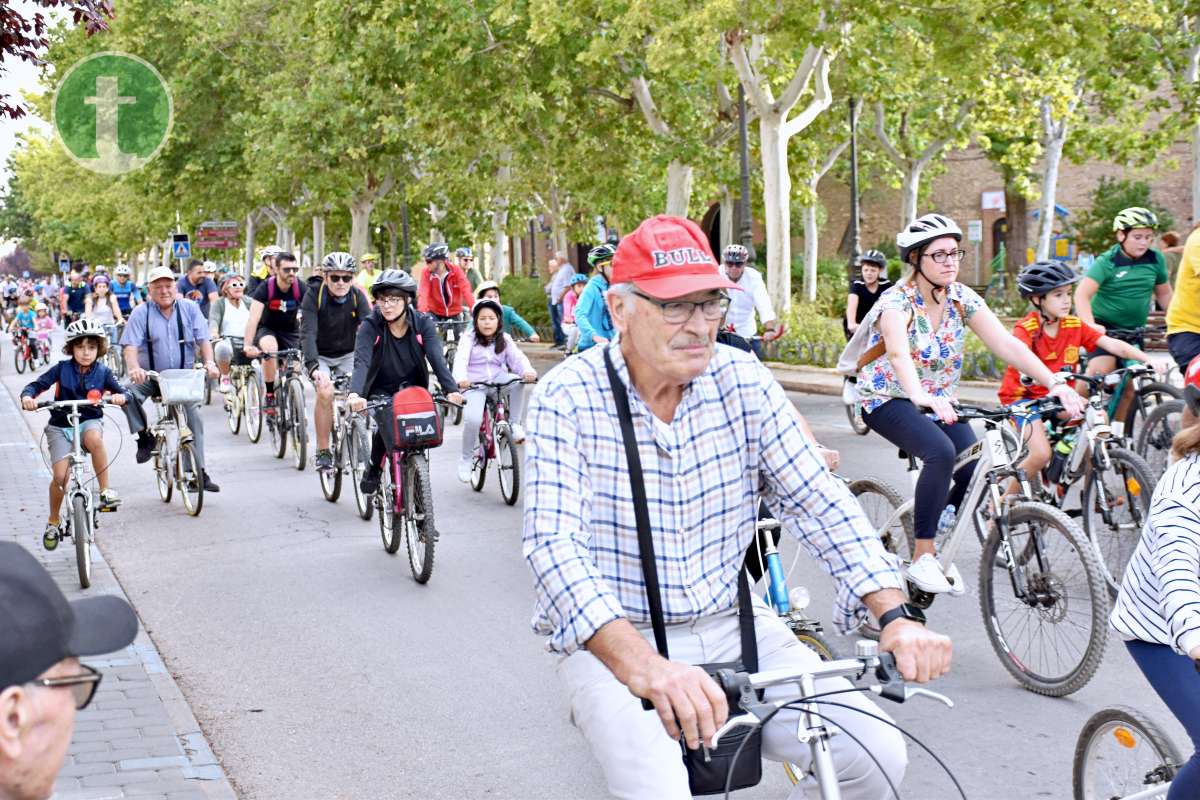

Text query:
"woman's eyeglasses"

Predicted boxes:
[[376, 295, 406, 306], [923, 249, 966, 264], [29, 664, 102, 710]]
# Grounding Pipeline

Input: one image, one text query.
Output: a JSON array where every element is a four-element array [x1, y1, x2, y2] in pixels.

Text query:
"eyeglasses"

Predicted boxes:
[[376, 295, 406, 306], [279, 266, 300, 275], [633, 290, 729, 324], [923, 249, 966, 264], [28, 664, 102, 710], [226, 282, 245, 290], [326, 274, 353, 284]]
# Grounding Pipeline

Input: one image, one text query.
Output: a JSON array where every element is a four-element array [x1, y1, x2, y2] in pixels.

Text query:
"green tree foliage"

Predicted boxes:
[[1072, 177, 1176, 256]]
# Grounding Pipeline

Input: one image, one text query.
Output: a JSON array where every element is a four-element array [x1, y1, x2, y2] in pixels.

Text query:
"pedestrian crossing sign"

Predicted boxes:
[[171, 234, 191, 260]]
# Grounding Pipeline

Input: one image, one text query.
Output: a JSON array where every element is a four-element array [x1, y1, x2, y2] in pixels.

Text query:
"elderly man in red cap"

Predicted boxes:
[[522, 216, 952, 798]]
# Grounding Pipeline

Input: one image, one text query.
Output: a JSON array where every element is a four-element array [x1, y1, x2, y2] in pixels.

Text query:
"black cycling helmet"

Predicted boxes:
[[370, 269, 417, 299], [588, 243, 617, 268], [423, 243, 450, 261], [858, 249, 887, 268], [1017, 260, 1079, 299], [471, 298, 504, 320]]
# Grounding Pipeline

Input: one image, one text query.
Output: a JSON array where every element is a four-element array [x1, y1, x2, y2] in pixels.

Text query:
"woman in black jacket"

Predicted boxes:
[[348, 270, 464, 493]]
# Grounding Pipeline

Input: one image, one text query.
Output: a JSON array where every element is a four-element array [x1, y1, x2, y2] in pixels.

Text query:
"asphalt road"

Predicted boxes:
[[2, 343, 1179, 800]]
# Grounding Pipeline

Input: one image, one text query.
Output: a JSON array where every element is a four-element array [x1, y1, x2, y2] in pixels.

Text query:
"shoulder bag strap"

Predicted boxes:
[[176, 302, 186, 367], [143, 306, 155, 373]]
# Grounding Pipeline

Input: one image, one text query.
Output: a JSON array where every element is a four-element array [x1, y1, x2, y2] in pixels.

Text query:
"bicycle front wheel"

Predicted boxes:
[[378, 460, 400, 553], [497, 429, 520, 506], [269, 396, 286, 459], [226, 386, 242, 435], [979, 502, 1108, 697], [849, 478, 915, 561], [320, 414, 342, 503], [1081, 446, 1154, 596], [154, 446, 173, 503], [845, 401, 869, 436], [178, 442, 203, 517], [245, 376, 264, 443], [1135, 399, 1183, 479], [288, 380, 307, 471], [72, 494, 91, 589], [404, 455, 436, 584], [1073, 705, 1181, 800], [1127, 381, 1183, 443], [14, 343, 25, 373], [349, 421, 372, 521]]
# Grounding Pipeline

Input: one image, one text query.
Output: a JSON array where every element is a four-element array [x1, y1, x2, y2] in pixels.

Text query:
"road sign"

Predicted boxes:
[[195, 220, 239, 250], [967, 220, 983, 243], [171, 233, 191, 260], [58, 258, 70, 273]]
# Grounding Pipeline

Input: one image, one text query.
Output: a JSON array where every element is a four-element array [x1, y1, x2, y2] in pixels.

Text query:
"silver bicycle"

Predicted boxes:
[[850, 404, 1109, 696], [145, 369, 205, 517], [34, 398, 121, 589], [1073, 705, 1181, 800]]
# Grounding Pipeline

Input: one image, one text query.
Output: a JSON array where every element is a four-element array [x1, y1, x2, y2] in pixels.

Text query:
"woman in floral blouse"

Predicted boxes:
[[857, 214, 1084, 596]]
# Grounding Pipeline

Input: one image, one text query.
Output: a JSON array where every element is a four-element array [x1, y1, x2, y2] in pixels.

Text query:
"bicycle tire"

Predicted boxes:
[[849, 478, 915, 561], [320, 412, 342, 503], [378, 460, 400, 553], [72, 494, 91, 589], [978, 502, 1108, 697], [289, 379, 307, 471], [471, 432, 488, 492], [204, 375, 213, 406], [14, 342, 24, 374], [349, 420, 372, 521], [1125, 381, 1183, 443], [845, 400, 870, 436], [178, 442, 203, 517], [226, 386, 242, 435], [270, 393, 286, 459], [154, 446, 173, 503], [1073, 705, 1181, 800], [246, 376, 264, 443], [1081, 446, 1154, 597], [405, 455, 436, 584], [1135, 399, 1183, 479], [497, 428, 520, 506]]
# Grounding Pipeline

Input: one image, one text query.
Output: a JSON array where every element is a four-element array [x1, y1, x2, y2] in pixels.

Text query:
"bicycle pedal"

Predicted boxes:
[[906, 582, 935, 610]]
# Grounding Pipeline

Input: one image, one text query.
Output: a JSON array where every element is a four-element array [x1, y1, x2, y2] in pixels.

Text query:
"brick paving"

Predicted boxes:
[[0, 379, 236, 800]]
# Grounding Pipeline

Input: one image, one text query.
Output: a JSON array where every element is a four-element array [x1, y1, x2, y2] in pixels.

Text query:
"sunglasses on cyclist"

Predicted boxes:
[[279, 267, 300, 275], [28, 664, 102, 710], [326, 274, 353, 284]]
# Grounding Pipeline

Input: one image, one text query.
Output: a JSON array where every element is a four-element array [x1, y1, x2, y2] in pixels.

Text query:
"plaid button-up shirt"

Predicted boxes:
[[522, 341, 903, 655]]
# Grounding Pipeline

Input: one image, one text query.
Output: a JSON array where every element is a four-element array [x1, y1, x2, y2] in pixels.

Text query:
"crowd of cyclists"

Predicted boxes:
[[6, 202, 1200, 798]]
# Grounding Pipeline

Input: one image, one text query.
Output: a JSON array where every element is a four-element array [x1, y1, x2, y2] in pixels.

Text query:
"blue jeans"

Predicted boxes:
[[862, 398, 977, 539], [1126, 640, 1200, 799], [548, 299, 566, 346]]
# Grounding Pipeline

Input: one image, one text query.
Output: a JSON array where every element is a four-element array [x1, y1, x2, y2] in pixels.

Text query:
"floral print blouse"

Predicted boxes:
[[856, 280, 984, 414]]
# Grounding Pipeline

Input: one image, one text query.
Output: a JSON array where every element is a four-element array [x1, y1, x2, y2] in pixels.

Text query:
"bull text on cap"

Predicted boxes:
[[651, 247, 713, 268]]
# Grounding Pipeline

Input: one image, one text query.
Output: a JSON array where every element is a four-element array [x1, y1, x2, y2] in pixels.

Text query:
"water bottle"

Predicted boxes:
[[936, 504, 956, 540], [1044, 431, 1074, 485]]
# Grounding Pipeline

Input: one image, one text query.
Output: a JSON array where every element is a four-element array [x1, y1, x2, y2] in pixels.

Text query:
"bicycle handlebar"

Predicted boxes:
[[34, 397, 119, 410], [469, 377, 537, 390]]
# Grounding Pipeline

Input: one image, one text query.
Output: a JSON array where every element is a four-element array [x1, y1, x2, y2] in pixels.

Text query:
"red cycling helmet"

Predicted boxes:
[[1185, 355, 1200, 416]]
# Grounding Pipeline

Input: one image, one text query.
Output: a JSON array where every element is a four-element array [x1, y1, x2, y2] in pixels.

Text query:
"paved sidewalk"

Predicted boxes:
[[0, 380, 236, 800]]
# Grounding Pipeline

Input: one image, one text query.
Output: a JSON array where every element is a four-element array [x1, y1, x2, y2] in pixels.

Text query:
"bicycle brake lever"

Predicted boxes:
[[869, 684, 954, 708], [709, 713, 759, 748]]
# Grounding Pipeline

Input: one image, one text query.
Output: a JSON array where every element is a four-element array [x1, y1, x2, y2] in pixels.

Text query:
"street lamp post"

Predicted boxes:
[[738, 85, 754, 258]]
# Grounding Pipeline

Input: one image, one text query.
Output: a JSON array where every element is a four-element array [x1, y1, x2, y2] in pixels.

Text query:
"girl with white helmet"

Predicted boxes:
[[854, 213, 1086, 599]]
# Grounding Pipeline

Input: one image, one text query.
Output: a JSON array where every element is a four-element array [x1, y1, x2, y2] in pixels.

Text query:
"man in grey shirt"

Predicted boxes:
[[546, 253, 576, 349], [120, 266, 221, 492]]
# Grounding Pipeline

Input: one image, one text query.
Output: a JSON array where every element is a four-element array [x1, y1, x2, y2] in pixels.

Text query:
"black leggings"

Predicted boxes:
[[863, 399, 977, 540]]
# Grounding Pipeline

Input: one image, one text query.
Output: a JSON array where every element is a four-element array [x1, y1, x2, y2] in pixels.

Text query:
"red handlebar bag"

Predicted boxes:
[[393, 386, 442, 449]]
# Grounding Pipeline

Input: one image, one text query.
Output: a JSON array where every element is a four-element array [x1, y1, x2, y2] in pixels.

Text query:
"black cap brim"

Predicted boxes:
[[66, 595, 138, 658]]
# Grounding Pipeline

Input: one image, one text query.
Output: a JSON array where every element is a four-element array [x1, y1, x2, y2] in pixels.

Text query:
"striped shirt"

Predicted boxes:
[[522, 340, 904, 655], [1111, 453, 1200, 656]]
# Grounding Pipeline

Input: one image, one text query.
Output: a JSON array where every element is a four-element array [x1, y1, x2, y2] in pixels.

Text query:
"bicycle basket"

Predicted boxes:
[[158, 369, 206, 404], [393, 386, 442, 449]]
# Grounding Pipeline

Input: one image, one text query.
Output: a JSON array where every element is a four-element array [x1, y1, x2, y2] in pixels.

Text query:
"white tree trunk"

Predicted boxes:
[[492, 205, 510, 282], [513, 232, 524, 277], [243, 212, 256, 277], [1037, 135, 1066, 261], [147, 244, 159, 281], [348, 202, 373, 260], [901, 167, 921, 227], [312, 215, 325, 268], [760, 118, 792, 310], [802, 202, 819, 302], [720, 186, 735, 253], [665, 160, 693, 218]]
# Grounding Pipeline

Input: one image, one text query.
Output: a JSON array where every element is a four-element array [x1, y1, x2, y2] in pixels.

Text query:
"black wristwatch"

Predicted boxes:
[[877, 603, 926, 631]]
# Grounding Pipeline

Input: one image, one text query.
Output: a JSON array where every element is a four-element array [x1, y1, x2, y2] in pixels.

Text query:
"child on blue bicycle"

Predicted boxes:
[[452, 298, 536, 483], [20, 319, 127, 551], [999, 261, 1155, 485]]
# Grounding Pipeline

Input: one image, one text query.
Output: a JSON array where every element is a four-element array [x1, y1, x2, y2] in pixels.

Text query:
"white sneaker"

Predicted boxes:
[[457, 461, 472, 483], [944, 562, 966, 597], [510, 424, 526, 443], [905, 554, 953, 594], [218, 376, 232, 394]]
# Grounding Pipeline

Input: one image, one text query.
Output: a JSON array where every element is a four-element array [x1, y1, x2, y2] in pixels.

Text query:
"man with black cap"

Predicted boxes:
[[0, 542, 138, 800]]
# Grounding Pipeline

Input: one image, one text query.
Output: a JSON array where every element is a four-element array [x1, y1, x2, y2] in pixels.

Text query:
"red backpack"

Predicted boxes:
[[392, 386, 442, 449]]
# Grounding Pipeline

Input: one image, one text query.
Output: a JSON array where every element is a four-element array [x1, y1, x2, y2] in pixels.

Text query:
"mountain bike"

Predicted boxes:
[[12, 328, 35, 373], [849, 404, 1109, 696], [709, 640, 958, 800], [432, 315, 466, 425], [1019, 382, 1155, 596], [1083, 344, 1180, 445], [264, 348, 308, 470], [318, 373, 372, 521], [145, 369, 205, 517], [466, 377, 533, 506], [363, 393, 454, 583], [1073, 705, 1182, 800], [33, 396, 121, 588]]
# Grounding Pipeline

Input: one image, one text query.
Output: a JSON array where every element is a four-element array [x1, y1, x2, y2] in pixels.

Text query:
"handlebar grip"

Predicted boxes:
[[874, 653, 906, 703]]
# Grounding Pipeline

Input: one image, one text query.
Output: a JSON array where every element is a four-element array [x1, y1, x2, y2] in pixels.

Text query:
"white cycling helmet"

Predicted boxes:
[[321, 251, 356, 273], [114, 264, 132, 277], [896, 213, 962, 264], [64, 318, 108, 345], [261, 245, 284, 260]]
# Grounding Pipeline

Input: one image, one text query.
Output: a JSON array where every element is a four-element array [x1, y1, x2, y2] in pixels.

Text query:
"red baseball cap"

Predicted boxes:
[[611, 215, 740, 299]]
